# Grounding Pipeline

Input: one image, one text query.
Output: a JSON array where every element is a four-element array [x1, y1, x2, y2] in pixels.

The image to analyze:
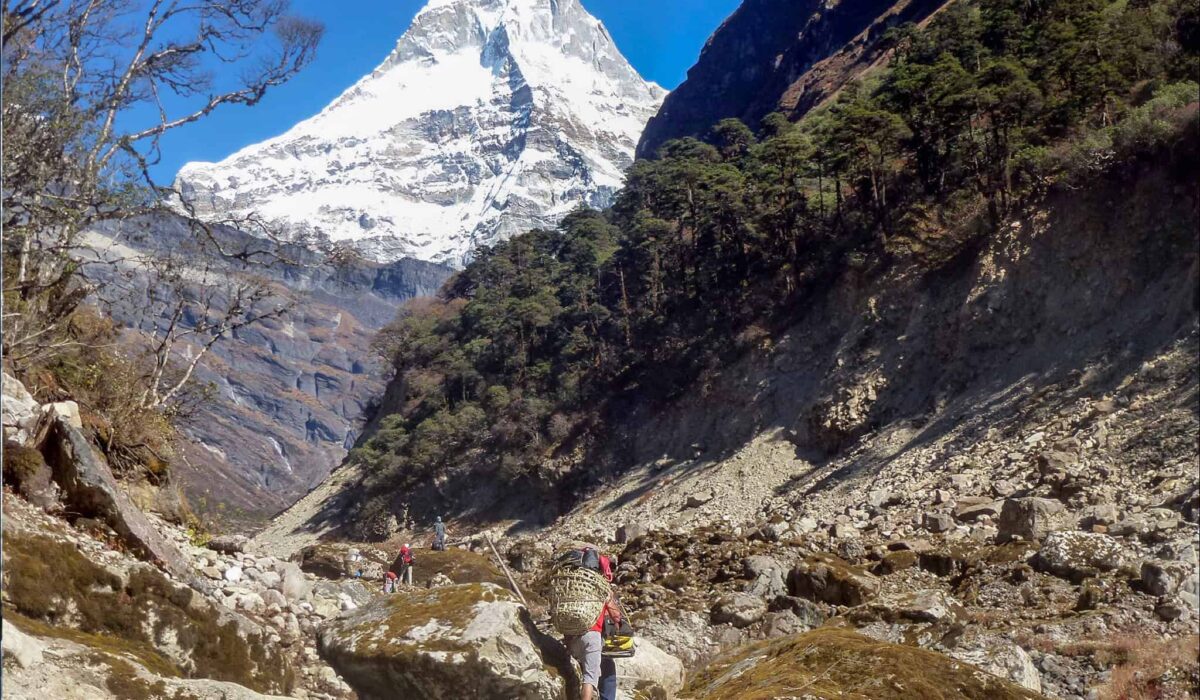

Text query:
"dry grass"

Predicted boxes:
[[1096, 635, 1200, 700]]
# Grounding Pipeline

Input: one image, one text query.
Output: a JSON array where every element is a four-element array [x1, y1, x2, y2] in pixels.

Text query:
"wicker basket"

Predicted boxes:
[[548, 566, 610, 635]]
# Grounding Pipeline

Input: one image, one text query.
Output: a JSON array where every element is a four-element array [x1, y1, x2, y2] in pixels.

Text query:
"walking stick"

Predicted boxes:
[[485, 534, 529, 608]]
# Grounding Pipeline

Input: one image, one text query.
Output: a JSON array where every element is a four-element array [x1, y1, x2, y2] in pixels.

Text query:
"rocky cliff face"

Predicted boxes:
[[176, 0, 665, 267], [636, 0, 947, 158], [82, 214, 451, 519]]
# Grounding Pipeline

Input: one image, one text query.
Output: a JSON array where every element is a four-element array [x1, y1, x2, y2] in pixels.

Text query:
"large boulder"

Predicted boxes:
[[684, 628, 1043, 699], [318, 583, 566, 699], [2, 618, 45, 668], [788, 554, 880, 607], [1032, 531, 1128, 583], [742, 555, 788, 600], [711, 593, 768, 628], [614, 638, 685, 699], [279, 561, 312, 602], [997, 498, 1070, 543], [948, 638, 1042, 694], [38, 415, 191, 580]]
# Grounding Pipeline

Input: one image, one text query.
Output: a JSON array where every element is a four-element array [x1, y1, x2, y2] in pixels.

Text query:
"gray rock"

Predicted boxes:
[[318, 583, 563, 699], [711, 593, 768, 628], [1033, 531, 1128, 583], [1, 619, 44, 669], [789, 554, 880, 607], [39, 415, 192, 581], [615, 523, 646, 544], [280, 562, 312, 601], [949, 638, 1042, 693], [1, 372, 41, 445], [208, 534, 249, 554], [743, 555, 788, 600], [998, 497, 1070, 542], [955, 500, 1002, 523], [924, 512, 955, 533]]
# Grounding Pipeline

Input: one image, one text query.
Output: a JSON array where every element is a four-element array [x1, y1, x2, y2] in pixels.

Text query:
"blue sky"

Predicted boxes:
[[138, 0, 740, 183]]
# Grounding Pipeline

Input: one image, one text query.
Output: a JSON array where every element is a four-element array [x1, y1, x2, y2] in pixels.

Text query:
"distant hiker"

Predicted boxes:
[[433, 516, 447, 551], [549, 547, 632, 700], [347, 548, 364, 578], [396, 543, 414, 586], [383, 570, 398, 594]]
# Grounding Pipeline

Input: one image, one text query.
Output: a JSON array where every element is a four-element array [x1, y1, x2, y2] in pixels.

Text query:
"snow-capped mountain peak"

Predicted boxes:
[[176, 0, 665, 266]]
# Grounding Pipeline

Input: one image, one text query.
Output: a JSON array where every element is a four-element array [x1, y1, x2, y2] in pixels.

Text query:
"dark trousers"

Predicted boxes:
[[598, 657, 616, 700]]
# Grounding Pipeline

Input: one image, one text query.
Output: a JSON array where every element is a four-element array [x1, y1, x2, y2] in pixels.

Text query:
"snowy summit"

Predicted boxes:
[[175, 0, 666, 266]]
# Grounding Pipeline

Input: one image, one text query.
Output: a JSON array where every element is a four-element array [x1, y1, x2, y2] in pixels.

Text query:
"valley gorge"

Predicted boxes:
[[2, 0, 1198, 698]]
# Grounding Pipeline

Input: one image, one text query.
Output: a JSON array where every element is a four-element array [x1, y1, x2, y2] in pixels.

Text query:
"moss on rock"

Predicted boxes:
[[3, 532, 294, 694], [684, 627, 1046, 700]]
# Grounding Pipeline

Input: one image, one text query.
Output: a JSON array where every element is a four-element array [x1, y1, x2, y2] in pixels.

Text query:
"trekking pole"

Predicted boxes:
[[485, 534, 529, 608]]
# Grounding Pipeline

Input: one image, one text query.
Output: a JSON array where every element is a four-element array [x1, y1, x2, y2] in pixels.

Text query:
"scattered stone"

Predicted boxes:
[[224, 565, 243, 583]]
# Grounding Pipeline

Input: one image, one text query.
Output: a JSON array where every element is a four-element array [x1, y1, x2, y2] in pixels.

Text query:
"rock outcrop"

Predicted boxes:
[[317, 583, 566, 699], [38, 414, 193, 581]]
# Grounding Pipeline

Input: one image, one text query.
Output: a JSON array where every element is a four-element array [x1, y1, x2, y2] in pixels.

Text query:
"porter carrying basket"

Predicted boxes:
[[548, 565, 610, 636]]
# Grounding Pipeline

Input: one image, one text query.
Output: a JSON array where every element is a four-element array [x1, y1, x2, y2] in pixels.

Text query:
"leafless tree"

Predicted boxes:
[[1, 0, 322, 390]]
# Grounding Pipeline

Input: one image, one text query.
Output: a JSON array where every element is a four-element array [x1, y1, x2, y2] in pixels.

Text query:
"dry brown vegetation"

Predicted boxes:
[[1096, 635, 1200, 700]]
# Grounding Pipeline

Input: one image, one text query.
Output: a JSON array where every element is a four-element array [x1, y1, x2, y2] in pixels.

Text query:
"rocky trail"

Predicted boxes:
[[4, 340, 1196, 698]]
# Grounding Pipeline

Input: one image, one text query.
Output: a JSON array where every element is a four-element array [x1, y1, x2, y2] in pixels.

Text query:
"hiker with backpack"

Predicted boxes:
[[390, 543, 415, 587], [548, 547, 633, 700]]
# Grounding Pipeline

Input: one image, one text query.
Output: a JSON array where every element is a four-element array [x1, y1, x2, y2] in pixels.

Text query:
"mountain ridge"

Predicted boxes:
[[176, 0, 665, 267]]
